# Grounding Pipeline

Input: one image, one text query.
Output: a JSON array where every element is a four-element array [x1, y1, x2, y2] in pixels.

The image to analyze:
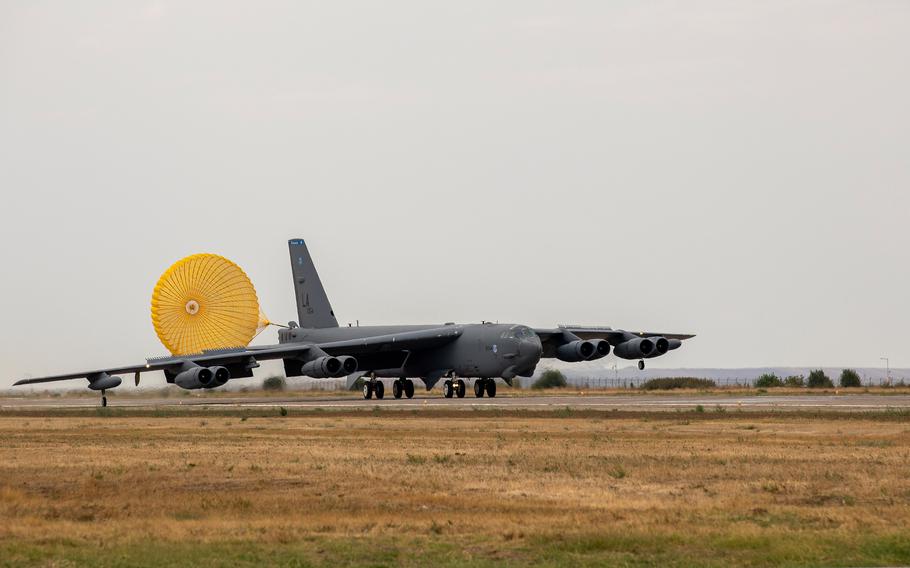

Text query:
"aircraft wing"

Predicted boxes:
[[14, 326, 463, 386], [11, 347, 310, 386], [316, 326, 463, 355], [534, 325, 695, 345]]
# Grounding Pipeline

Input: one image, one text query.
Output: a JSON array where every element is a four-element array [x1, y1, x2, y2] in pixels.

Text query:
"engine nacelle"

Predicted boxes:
[[174, 366, 214, 390], [300, 356, 354, 378], [587, 339, 611, 361], [667, 339, 682, 351], [87, 373, 122, 391], [556, 340, 597, 362], [335, 356, 358, 375], [209, 366, 231, 387], [651, 337, 670, 357], [613, 337, 655, 360]]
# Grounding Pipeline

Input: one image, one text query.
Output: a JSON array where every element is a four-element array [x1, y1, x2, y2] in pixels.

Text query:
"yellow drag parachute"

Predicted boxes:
[[150, 254, 269, 355]]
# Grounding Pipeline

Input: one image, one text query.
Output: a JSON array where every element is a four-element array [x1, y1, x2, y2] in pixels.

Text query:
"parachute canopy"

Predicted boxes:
[[151, 253, 269, 356]]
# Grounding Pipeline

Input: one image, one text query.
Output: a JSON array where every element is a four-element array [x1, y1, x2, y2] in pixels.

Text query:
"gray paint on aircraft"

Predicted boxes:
[[288, 239, 338, 329], [14, 239, 693, 398]]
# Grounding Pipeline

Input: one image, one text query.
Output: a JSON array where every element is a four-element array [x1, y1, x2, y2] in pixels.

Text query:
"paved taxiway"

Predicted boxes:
[[3, 394, 910, 411]]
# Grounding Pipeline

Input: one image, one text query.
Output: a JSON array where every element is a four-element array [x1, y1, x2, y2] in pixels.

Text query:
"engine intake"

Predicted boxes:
[[556, 340, 597, 362], [174, 366, 214, 390], [209, 366, 231, 387], [587, 339, 611, 361], [336, 356, 358, 375], [300, 356, 356, 378], [613, 337, 655, 360]]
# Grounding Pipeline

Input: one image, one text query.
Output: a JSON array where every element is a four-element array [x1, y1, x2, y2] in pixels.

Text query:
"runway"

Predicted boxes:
[[3, 393, 910, 411]]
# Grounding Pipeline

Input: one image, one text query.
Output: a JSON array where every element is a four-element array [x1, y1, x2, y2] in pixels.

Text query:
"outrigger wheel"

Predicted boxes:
[[151, 254, 269, 355]]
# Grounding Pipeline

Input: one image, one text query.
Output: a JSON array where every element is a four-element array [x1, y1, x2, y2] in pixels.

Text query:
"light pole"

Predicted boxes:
[[880, 357, 890, 386]]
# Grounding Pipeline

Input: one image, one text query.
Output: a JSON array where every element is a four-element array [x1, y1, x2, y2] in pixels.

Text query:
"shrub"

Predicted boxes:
[[532, 369, 567, 389], [262, 376, 286, 391], [784, 375, 805, 387], [754, 374, 782, 388], [839, 369, 862, 388], [640, 378, 716, 390], [807, 369, 833, 388]]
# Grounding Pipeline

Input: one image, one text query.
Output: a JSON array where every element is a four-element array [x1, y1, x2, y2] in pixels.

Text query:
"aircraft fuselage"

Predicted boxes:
[[279, 323, 542, 380]]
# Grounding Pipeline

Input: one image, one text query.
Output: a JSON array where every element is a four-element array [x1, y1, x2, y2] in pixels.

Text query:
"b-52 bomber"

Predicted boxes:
[[15, 239, 694, 405]]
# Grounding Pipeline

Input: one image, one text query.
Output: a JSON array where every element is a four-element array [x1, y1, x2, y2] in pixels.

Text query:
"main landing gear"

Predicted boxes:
[[364, 377, 418, 400], [362, 376, 385, 400], [443, 377, 466, 399], [473, 379, 497, 398], [392, 378, 415, 399], [638, 360, 646, 371]]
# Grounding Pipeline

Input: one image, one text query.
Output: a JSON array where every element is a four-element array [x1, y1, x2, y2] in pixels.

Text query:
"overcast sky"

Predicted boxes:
[[1, 1, 908, 388]]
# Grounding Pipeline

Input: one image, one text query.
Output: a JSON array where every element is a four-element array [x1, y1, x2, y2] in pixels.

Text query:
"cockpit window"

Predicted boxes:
[[502, 325, 535, 339]]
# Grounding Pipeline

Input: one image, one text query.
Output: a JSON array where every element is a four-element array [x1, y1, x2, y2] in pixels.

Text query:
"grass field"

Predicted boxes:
[[1, 409, 909, 567]]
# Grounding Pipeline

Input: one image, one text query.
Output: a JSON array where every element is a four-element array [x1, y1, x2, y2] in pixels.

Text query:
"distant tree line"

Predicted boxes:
[[640, 378, 717, 390], [753, 369, 862, 389]]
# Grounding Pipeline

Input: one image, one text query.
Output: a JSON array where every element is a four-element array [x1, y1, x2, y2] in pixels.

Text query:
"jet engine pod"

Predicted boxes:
[[209, 366, 231, 387], [556, 340, 597, 362], [300, 356, 344, 378], [652, 337, 669, 356], [613, 337, 655, 360], [87, 373, 123, 391], [174, 366, 214, 390], [335, 356, 358, 375], [587, 339, 611, 361]]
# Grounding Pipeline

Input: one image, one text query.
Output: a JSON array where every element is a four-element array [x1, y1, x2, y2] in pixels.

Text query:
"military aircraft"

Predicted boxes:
[[15, 239, 694, 405]]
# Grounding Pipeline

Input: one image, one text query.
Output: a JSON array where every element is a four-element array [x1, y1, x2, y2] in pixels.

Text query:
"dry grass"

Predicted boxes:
[[1, 411, 909, 566]]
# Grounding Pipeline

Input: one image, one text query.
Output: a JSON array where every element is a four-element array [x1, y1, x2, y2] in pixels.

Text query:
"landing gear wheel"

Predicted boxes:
[[404, 380, 415, 399], [485, 380, 497, 398], [374, 381, 385, 400], [638, 360, 645, 371], [393, 380, 403, 399], [455, 379, 466, 398], [443, 380, 454, 398], [474, 380, 485, 398], [362, 381, 374, 400]]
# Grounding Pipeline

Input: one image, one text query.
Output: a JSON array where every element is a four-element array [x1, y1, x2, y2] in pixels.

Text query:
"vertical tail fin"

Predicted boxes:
[[288, 239, 338, 329]]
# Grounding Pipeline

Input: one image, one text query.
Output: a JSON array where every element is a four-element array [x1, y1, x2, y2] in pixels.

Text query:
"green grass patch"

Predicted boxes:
[[2, 531, 909, 567]]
